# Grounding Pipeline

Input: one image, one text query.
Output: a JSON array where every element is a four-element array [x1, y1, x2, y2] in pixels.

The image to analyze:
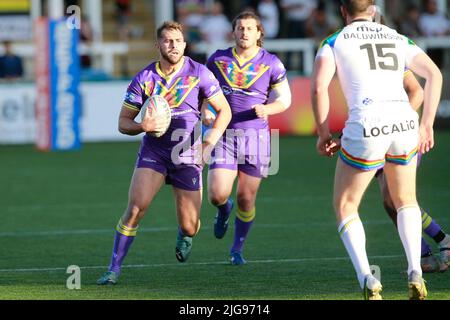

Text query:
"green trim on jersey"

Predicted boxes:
[[407, 38, 417, 46], [319, 29, 343, 49]]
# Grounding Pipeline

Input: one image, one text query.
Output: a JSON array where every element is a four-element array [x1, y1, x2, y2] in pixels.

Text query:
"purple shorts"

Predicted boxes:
[[209, 128, 270, 178], [135, 140, 203, 191]]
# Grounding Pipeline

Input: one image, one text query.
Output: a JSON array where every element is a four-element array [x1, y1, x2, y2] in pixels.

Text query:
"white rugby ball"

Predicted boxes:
[[141, 95, 171, 137]]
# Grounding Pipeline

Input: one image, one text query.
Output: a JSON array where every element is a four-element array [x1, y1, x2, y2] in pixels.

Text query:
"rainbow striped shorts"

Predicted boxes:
[[339, 111, 419, 171]]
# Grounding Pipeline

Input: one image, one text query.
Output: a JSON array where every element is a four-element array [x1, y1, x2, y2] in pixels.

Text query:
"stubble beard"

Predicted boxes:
[[236, 38, 257, 50], [161, 51, 182, 65]]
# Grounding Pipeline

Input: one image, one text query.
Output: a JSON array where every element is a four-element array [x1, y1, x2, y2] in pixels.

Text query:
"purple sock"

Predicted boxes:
[[230, 217, 254, 253], [109, 231, 136, 274], [424, 219, 441, 238], [421, 238, 432, 257], [217, 199, 233, 219], [421, 208, 446, 243]]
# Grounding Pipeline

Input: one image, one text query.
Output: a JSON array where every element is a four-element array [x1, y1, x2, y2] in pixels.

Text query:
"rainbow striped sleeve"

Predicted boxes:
[[319, 29, 342, 49]]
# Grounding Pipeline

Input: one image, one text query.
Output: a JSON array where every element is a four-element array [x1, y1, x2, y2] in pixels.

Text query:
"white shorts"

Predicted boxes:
[[340, 109, 419, 171]]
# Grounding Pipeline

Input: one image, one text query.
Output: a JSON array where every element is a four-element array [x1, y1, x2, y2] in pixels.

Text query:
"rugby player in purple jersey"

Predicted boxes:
[[203, 11, 292, 265], [97, 21, 231, 285]]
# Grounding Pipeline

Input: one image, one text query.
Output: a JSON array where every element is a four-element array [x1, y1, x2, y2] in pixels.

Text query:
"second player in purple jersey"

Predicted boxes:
[[206, 46, 287, 129], [206, 46, 288, 177], [204, 11, 292, 266]]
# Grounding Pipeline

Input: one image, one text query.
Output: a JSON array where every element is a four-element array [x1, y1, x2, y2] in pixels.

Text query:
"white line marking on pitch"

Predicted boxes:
[[0, 255, 403, 273]]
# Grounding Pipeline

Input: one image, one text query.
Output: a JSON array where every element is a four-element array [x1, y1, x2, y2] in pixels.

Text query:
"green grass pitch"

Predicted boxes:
[[1, 133, 449, 300]]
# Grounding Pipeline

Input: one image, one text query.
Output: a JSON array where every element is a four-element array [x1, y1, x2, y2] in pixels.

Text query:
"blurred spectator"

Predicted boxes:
[[0, 41, 23, 80], [221, 0, 253, 21], [176, 0, 207, 62], [257, 0, 280, 39], [280, 0, 317, 71], [80, 15, 94, 69], [305, 1, 336, 42], [200, 1, 232, 45], [176, 0, 205, 44], [65, 0, 79, 7], [116, 0, 131, 41], [418, 0, 449, 37], [115, 0, 132, 76], [325, 0, 343, 29], [280, 0, 317, 38], [398, 4, 422, 38], [241, 5, 257, 13], [418, 0, 450, 68]]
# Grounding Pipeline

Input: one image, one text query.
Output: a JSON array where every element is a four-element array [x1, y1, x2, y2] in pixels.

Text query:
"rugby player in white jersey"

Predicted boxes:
[[377, 70, 450, 273], [311, 0, 442, 300], [337, 68, 449, 273]]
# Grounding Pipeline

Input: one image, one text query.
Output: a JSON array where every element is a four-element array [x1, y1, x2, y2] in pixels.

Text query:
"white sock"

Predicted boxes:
[[338, 214, 371, 289], [397, 205, 422, 276]]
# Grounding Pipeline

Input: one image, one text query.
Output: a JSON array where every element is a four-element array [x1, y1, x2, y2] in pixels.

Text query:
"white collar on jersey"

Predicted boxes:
[[350, 18, 372, 24]]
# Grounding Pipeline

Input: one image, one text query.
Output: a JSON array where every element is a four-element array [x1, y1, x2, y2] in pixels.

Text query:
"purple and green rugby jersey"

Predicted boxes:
[[206, 47, 287, 129], [123, 56, 221, 149]]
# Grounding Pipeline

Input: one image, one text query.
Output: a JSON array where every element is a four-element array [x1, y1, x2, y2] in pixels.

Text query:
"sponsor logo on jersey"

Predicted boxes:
[[362, 98, 374, 106], [363, 120, 416, 138], [221, 85, 259, 96], [125, 92, 136, 102]]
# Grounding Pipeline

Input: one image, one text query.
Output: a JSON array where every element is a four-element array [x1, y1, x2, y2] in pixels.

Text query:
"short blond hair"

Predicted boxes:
[[156, 21, 184, 39]]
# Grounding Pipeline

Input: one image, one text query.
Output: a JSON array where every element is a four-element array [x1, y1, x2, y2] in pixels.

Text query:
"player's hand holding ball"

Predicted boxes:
[[141, 108, 165, 134], [141, 95, 172, 137]]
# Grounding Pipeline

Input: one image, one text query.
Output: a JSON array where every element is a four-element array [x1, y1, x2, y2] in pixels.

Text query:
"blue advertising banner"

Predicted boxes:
[[48, 19, 80, 150], [35, 18, 80, 151]]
